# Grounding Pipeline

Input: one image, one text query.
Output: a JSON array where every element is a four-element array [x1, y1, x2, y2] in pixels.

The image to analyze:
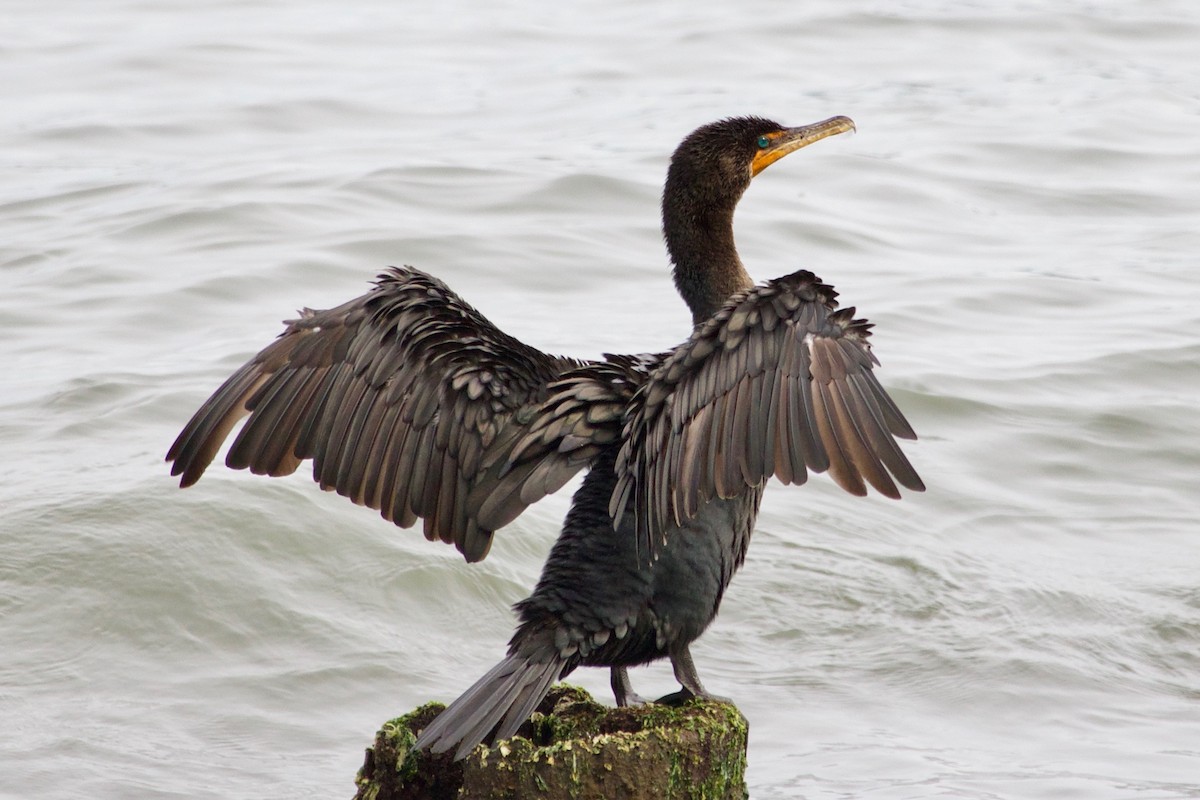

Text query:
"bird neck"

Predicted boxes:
[[665, 204, 754, 326]]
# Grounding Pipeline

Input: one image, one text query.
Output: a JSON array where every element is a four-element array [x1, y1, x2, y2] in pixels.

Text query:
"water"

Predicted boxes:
[[3, 1, 1198, 797]]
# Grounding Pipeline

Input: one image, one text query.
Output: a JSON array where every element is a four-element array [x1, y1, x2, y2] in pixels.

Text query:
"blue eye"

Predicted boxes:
[[756, 136, 770, 149]]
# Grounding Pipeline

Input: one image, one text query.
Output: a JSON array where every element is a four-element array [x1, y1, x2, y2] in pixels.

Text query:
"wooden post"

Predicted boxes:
[[354, 685, 749, 800]]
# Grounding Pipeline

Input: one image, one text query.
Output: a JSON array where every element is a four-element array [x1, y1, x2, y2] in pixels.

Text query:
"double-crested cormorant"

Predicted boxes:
[[167, 115, 923, 760]]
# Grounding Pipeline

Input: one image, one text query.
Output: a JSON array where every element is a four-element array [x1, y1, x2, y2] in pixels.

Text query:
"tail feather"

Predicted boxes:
[[495, 658, 562, 740], [415, 653, 564, 761], [452, 662, 538, 757]]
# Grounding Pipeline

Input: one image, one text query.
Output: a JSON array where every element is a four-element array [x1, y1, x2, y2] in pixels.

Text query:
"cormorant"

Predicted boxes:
[[167, 115, 923, 760]]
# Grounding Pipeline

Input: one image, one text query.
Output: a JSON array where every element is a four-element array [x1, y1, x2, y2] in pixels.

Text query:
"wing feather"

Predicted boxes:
[[613, 269, 922, 558], [167, 266, 620, 562]]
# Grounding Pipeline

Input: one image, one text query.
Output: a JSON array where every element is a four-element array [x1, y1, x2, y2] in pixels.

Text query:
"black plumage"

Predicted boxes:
[[166, 115, 923, 760]]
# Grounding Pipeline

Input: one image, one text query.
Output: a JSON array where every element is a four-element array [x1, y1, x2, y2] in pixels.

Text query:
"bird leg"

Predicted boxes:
[[655, 645, 733, 706], [610, 666, 648, 707]]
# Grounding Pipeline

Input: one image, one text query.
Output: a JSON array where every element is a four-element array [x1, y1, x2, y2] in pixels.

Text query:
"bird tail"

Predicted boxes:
[[415, 652, 565, 761]]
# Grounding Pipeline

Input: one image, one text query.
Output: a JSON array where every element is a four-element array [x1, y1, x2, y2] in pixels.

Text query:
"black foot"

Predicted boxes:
[[653, 688, 695, 706], [611, 667, 649, 707], [654, 687, 734, 706]]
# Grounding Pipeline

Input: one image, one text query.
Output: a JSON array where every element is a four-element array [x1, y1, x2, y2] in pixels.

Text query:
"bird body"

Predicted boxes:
[[167, 115, 923, 761], [417, 451, 763, 758]]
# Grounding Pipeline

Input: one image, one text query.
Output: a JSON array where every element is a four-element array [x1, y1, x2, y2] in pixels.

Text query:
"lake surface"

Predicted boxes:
[[2, 1, 1198, 798]]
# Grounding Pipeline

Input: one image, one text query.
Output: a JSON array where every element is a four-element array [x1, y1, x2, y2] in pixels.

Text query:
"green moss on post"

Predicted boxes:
[[354, 685, 749, 800], [353, 702, 464, 800]]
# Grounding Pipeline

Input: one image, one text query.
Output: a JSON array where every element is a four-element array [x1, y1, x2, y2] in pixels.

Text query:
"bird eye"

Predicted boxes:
[[756, 136, 770, 149]]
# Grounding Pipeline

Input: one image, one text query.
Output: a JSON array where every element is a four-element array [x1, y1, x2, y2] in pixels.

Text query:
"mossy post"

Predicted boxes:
[[354, 685, 749, 800]]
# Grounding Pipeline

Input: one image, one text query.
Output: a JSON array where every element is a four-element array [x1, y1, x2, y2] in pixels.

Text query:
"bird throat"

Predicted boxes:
[[668, 207, 754, 326]]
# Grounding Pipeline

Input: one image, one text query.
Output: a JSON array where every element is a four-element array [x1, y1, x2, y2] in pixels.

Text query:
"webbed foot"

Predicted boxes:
[[654, 686, 734, 706], [664, 644, 733, 705], [611, 666, 649, 707]]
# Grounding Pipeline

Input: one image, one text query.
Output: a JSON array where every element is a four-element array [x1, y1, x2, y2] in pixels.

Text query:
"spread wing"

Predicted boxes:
[[470, 354, 648, 532], [167, 266, 613, 562], [610, 269, 924, 557]]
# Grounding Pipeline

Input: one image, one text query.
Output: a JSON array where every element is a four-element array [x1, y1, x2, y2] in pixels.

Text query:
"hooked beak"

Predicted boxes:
[[750, 115, 856, 177]]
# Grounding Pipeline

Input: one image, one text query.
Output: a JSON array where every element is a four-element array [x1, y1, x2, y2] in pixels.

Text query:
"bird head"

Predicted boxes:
[[665, 115, 856, 209]]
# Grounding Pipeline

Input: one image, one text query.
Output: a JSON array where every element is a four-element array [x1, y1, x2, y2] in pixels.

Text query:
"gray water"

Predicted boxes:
[[3, 1, 1198, 798]]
